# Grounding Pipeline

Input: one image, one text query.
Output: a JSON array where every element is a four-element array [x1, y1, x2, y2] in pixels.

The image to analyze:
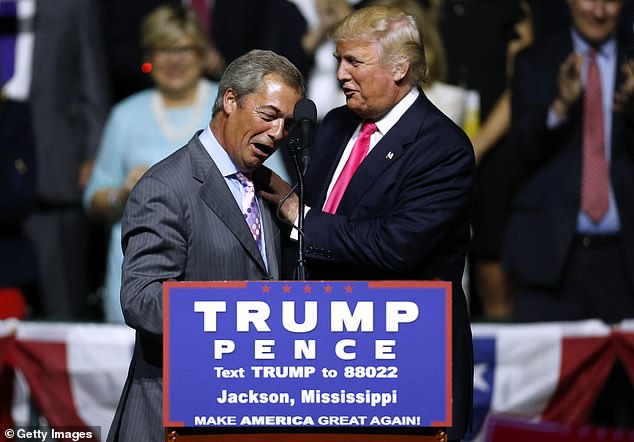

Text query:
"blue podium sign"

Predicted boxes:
[[163, 281, 451, 429]]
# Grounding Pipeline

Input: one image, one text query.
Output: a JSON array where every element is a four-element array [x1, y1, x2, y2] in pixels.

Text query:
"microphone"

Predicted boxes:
[[287, 98, 316, 281], [289, 98, 317, 168], [295, 97, 317, 148]]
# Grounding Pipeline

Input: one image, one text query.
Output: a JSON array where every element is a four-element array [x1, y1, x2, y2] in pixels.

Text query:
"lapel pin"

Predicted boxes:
[[386, 151, 394, 160]]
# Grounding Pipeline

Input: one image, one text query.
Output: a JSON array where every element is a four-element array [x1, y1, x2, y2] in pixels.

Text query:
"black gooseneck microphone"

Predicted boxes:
[[288, 98, 317, 280], [288, 98, 317, 171]]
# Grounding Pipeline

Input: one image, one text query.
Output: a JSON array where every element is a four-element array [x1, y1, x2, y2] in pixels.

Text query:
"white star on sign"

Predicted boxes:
[[473, 363, 490, 392]]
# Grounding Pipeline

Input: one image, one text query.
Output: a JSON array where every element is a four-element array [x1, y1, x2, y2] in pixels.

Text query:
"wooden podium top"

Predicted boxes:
[[166, 429, 448, 442]]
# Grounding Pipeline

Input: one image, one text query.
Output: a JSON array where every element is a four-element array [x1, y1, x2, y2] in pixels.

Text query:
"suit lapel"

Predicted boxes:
[[189, 136, 268, 275], [336, 94, 427, 214]]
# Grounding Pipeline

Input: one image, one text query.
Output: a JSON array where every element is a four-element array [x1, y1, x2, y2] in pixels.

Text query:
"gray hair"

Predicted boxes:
[[212, 49, 305, 117]]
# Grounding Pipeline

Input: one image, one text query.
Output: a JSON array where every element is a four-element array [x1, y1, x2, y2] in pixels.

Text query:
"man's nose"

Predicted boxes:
[[590, 0, 608, 18], [269, 118, 285, 141], [337, 61, 351, 82]]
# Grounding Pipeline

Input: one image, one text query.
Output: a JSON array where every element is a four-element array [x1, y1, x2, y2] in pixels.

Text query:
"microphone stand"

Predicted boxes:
[[288, 137, 307, 280]]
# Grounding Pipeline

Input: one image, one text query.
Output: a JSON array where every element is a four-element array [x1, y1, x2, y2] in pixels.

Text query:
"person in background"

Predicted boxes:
[[259, 6, 475, 440], [107, 49, 303, 442], [504, 0, 634, 428], [213, 0, 314, 78], [467, 0, 535, 320], [294, 0, 355, 120], [0, 97, 35, 320], [84, 4, 218, 323], [504, 0, 634, 323], [100, 0, 225, 104], [2, 0, 110, 320], [438, 0, 534, 321], [471, 1, 535, 163]]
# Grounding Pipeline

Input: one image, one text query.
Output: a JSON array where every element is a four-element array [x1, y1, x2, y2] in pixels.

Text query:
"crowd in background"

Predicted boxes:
[[2, 0, 634, 433], [2, 0, 634, 322]]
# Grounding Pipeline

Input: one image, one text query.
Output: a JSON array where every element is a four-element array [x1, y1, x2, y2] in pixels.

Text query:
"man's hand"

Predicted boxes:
[[125, 166, 149, 194], [253, 166, 299, 223], [78, 160, 94, 190], [614, 60, 634, 120], [553, 52, 583, 118]]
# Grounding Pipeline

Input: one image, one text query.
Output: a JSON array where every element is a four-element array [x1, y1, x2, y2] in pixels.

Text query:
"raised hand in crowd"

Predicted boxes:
[[553, 52, 584, 118], [613, 57, 634, 117]]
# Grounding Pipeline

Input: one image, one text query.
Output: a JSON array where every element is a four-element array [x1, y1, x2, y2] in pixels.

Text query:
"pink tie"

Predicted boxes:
[[323, 121, 378, 214], [581, 49, 609, 223], [235, 172, 263, 255]]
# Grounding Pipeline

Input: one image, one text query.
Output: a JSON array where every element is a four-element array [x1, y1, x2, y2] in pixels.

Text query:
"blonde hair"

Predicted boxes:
[[141, 4, 207, 54], [371, 0, 447, 84], [330, 5, 429, 87]]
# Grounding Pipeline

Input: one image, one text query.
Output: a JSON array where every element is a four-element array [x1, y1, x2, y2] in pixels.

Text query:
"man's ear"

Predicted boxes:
[[223, 88, 238, 115], [393, 61, 410, 82]]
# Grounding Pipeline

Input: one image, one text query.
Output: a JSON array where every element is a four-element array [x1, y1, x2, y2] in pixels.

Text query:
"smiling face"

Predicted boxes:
[[568, 0, 623, 45], [335, 39, 407, 120], [220, 74, 301, 173], [148, 35, 204, 98]]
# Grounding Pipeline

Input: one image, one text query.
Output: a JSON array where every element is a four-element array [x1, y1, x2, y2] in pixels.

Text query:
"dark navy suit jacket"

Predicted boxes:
[[303, 91, 476, 439], [503, 29, 634, 289]]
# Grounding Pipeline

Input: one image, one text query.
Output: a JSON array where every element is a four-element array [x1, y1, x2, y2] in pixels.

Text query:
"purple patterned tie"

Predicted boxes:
[[235, 172, 263, 255]]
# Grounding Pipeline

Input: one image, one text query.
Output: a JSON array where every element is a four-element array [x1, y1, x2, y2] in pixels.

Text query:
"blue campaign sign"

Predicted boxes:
[[163, 281, 451, 429]]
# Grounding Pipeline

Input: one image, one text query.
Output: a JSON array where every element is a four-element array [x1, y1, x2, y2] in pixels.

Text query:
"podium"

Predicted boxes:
[[163, 281, 452, 442], [165, 429, 448, 441]]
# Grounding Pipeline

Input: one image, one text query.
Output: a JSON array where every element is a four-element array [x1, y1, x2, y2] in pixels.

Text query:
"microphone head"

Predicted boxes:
[[293, 98, 317, 124]]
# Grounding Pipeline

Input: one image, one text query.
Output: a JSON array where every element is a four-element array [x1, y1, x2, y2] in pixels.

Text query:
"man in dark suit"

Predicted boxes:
[[260, 6, 475, 440], [1, 0, 110, 319], [503, 0, 634, 323], [106, 50, 303, 442]]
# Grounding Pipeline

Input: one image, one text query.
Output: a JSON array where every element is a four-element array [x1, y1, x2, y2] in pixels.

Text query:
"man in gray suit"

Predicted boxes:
[[107, 50, 304, 441]]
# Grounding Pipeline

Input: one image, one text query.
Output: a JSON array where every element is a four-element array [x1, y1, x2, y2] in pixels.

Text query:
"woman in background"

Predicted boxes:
[[84, 4, 218, 322]]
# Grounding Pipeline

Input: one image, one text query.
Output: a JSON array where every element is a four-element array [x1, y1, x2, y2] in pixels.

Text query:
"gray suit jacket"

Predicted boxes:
[[107, 134, 281, 442], [31, 0, 109, 202]]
